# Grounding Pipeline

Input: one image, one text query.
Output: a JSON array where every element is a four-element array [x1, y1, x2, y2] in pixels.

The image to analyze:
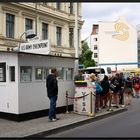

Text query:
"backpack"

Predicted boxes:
[[95, 82, 103, 94]]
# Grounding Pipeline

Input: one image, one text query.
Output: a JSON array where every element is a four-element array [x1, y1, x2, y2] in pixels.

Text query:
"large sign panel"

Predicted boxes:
[[19, 40, 50, 55]]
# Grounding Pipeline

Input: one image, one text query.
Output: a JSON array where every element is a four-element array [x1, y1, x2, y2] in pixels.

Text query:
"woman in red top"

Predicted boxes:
[[133, 75, 140, 98]]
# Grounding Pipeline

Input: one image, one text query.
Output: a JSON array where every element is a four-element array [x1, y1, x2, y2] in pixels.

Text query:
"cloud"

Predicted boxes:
[[81, 3, 140, 39]]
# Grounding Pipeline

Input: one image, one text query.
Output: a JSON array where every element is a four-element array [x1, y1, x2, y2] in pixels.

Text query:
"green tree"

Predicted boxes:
[[79, 41, 96, 68]]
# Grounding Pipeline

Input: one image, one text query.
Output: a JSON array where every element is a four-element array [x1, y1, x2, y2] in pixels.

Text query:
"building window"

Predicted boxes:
[[56, 3, 61, 10], [35, 67, 43, 80], [42, 23, 48, 40], [56, 26, 62, 46], [92, 25, 99, 35], [9, 66, 15, 82], [69, 28, 74, 48], [44, 67, 51, 80], [20, 66, 32, 82], [94, 38, 98, 41], [94, 53, 98, 58], [69, 2, 73, 14], [94, 45, 97, 50], [66, 68, 73, 80], [25, 18, 33, 31], [0, 63, 6, 82], [57, 67, 64, 80], [6, 13, 15, 38]]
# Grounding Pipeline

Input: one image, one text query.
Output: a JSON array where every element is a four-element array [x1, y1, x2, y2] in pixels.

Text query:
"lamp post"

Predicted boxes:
[[18, 29, 36, 51], [75, 3, 78, 75]]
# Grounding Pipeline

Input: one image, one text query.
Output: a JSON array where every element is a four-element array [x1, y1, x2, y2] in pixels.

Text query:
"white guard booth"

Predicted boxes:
[[0, 40, 76, 121], [74, 82, 96, 116]]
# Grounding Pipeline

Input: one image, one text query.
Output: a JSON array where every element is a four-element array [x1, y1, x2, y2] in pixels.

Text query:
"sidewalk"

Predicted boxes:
[[0, 106, 127, 138]]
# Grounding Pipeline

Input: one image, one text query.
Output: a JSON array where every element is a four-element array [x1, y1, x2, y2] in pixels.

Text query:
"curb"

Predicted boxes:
[[25, 108, 127, 137]]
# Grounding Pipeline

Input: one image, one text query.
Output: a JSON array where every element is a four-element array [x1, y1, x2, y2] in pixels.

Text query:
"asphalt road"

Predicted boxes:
[[47, 98, 140, 137]]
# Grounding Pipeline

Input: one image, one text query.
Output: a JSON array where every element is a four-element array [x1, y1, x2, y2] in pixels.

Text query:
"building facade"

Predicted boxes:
[[0, 2, 83, 57], [90, 17, 137, 70], [136, 24, 140, 68]]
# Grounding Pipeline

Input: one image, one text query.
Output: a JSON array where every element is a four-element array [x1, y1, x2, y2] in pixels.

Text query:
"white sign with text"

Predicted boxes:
[[19, 40, 50, 55]]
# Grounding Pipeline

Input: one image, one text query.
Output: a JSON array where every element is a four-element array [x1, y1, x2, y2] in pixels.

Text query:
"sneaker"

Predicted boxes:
[[121, 105, 125, 108], [48, 118, 57, 122]]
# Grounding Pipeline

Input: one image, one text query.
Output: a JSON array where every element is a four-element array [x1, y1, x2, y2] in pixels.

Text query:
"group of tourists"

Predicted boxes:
[[46, 68, 140, 122], [74, 70, 140, 113]]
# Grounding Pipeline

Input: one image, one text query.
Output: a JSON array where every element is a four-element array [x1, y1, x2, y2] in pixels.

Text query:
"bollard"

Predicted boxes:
[[66, 91, 69, 113], [88, 91, 94, 117]]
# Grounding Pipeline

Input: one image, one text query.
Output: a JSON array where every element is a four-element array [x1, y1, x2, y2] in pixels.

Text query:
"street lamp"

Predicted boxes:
[[8, 29, 36, 52], [20, 29, 36, 41], [18, 29, 36, 51]]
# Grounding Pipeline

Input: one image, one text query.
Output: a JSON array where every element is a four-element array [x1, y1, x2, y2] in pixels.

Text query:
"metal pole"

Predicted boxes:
[[66, 91, 69, 113], [88, 91, 94, 117], [75, 3, 78, 75], [35, 2, 38, 35]]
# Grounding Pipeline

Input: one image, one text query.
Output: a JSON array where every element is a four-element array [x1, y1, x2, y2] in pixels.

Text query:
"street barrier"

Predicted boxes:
[[66, 87, 96, 117]]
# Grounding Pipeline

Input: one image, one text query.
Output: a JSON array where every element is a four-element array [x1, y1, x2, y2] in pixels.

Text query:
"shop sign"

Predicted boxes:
[[19, 40, 50, 55]]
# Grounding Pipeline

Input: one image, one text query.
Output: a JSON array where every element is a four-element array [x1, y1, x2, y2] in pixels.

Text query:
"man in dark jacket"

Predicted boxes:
[[46, 68, 59, 122]]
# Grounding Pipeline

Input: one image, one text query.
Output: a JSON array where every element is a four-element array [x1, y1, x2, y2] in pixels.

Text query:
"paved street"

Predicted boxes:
[[0, 105, 126, 137], [47, 98, 140, 137]]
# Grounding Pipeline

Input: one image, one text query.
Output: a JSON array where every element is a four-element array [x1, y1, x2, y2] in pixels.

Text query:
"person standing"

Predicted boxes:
[[100, 75, 110, 108], [46, 68, 59, 122], [74, 70, 84, 81]]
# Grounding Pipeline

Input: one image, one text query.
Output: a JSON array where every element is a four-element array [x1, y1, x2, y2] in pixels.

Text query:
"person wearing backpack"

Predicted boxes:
[[90, 73, 103, 112]]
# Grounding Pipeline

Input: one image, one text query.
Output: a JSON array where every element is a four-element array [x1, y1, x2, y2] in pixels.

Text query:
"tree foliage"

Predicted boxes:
[[79, 42, 96, 68]]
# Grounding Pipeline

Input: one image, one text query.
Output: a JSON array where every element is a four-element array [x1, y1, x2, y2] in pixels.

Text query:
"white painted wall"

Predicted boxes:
[[98, 17, 137, 70], [0, 52, 19, 114], [18, 54, 75, 114]]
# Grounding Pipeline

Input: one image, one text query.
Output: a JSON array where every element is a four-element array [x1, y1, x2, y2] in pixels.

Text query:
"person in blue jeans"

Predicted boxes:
[[46, 68, 59, 122]]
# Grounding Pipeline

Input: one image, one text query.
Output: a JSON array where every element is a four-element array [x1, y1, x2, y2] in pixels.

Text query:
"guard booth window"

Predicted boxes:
[[0, 62, 6, 82], [9, 66, 15, 82], [20, 66, 32, 82]]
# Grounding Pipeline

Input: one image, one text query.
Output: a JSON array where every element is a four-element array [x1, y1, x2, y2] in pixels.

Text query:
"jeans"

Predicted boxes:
[[49, 95, 58, 120]]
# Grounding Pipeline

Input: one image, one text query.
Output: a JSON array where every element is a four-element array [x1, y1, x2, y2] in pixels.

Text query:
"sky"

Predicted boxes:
[[81, 3, 140, 41]]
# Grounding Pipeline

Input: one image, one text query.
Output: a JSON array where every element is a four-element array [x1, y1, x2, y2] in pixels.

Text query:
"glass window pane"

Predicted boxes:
[[42, 23, 48, 40], [57, 67, 64, 80], [56, 26, 62, 46], [6, 13, 14, 38], [66, 68, 73, 80], [35, 67, 43, 80], [0, 63, 6, 82], [44, 67, 51, 80], [9, 66, 15, 82], [20, 66, 32, 82], [25, 18, 33, 31], [69, 28, 74, 48]]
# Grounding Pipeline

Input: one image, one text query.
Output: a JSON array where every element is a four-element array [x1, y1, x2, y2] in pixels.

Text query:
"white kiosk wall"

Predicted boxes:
[[0, 52, 19, 114], [0, 51, 75, 115], [18, 53, 75, 114]]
